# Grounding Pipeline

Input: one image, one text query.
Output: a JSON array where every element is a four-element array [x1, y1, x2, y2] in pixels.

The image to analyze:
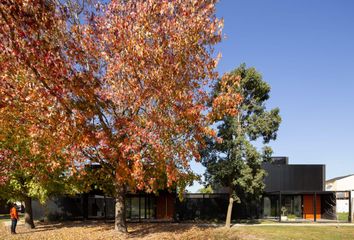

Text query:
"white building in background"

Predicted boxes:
[[326, 174, 354, 213]]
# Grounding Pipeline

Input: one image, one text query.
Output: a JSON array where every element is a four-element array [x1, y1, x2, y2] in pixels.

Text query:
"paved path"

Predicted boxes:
[[232, 223, 354, 227], [1, 220, 24, 227], [172, 222, 354, 227]]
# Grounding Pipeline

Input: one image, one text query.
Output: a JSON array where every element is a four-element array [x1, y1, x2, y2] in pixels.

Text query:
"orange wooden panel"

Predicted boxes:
[[156, 193, 175, 219], [303, 195, 321, 220]]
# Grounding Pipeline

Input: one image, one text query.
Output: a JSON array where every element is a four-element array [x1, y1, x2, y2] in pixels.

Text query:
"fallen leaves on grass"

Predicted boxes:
[[0, 221, 245, 240]]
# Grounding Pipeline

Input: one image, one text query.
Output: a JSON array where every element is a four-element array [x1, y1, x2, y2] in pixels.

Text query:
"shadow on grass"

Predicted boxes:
[[127, 223, 207, 238], [14, 220, 216, 239], [234, 219, 263, 224], [1, 220, 114, 238], [35, 220, 112, 229]]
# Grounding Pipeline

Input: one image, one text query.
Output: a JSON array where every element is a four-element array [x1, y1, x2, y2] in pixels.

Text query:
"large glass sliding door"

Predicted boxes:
[[146, 196, 156, 219], [263, 197, 271, 217], [293, 195, 302, 217], [263, 195, 280, 218], [281, 195, 302, 218], [131, 197, 140, 219], [87, 196, 105, 218], [263, 194, 302, 219], [126, 194, 156, 220]]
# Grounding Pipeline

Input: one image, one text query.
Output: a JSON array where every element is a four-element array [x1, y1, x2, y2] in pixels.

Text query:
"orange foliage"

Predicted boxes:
[[209, 73, 243, 121], [0, 0, 224, 193]]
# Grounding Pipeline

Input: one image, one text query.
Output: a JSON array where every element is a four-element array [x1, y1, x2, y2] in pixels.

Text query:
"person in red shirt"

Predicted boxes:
[[10, 203, 19, 234]]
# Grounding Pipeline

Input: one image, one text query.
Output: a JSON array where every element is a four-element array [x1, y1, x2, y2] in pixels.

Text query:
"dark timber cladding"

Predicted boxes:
[[263, 162, 325, 192]]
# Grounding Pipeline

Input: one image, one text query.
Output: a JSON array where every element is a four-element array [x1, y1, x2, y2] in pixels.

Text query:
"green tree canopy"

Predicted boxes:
[[198, 185, 213, 194], [201, 63, 281, 227]]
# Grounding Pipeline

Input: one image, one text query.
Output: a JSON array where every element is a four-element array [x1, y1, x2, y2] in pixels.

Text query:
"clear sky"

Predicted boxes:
[[188, 0, 354, 192]]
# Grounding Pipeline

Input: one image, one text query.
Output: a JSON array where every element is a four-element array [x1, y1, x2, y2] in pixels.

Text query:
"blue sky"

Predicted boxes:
[[188, 0, 354, 192]]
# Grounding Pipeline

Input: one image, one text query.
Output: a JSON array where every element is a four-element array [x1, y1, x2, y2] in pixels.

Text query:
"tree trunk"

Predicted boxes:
[[114, 184, 127, 233], [225, 196, 234, 228], [23, 196, 35, 229]]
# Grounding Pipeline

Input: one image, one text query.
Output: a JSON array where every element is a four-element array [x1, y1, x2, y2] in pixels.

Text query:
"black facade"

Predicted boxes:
[[0, 198, 10, 214], [176, 158, 339, 222], [263, 161, 325, 192], [260, 158, 340, 221], [176, 193, 262, 221], [30, 157, 346, 222], [32, 190, 176, 221]]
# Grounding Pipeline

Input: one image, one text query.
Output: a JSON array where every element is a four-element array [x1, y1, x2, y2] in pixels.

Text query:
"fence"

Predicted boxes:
[[335, 190, 353, 222]]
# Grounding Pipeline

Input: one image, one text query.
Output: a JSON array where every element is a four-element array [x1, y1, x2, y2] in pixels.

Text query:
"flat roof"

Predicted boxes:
[[265, 190, 339, 195], [326, 174, 354, 183]]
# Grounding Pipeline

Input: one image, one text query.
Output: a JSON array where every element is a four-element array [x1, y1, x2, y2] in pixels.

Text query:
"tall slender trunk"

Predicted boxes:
[[114, 184, 127, 233], [225, 195, 234, 228], [225, 108, 241, 228], [23, 196, 35, 229]]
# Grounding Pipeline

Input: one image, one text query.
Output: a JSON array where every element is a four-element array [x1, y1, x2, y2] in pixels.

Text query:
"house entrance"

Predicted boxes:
[[303, 195, 321, 220]]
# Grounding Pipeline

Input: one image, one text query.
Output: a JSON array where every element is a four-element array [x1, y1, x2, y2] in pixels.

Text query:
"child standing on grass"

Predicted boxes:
[[10, 203, 19, 234]]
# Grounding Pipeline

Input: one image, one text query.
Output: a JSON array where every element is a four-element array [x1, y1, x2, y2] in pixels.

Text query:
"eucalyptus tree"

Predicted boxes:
[[201, 64, 281, 227]]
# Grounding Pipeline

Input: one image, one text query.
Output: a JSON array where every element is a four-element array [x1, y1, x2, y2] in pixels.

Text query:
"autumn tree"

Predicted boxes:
[[0, 0, 91, 228], [201, 64, 281, 227], [0, 77, 82, 228], [1, 0, 223, 233], [75, 0, 223, 232], [0, 129, 73, 229]]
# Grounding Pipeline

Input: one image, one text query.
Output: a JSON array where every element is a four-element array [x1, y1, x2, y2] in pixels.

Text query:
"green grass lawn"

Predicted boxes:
[[232, 226, 354, 240], [337, 212, 349, 221]]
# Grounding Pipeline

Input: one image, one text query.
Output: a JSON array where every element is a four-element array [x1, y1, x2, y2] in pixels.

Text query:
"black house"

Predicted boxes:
[[262, 157, 336, 221], [176, 157, 339, 222], [263, 157, 325, 192], [31, 157, 341, 222]]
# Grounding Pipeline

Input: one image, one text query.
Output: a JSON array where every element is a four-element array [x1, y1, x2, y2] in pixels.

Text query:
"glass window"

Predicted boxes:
[[126, 195, 157, 220], [293, 196, 302, 217], [125, 198, 131, 219], [131, 197, 140, 219], [146, 196, 156, 219], [88, 197, 105, 218], [280, 195, 302, 219], [140, 197, 145, 219], [263, 197, 271, 217], [263, 195, 280, 218]]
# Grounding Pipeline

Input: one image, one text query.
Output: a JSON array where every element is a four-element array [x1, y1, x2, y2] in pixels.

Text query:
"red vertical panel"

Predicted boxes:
[[303, 195, 321, 220], [156, 193, 174, 219], [316, 195, 321, 219]]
